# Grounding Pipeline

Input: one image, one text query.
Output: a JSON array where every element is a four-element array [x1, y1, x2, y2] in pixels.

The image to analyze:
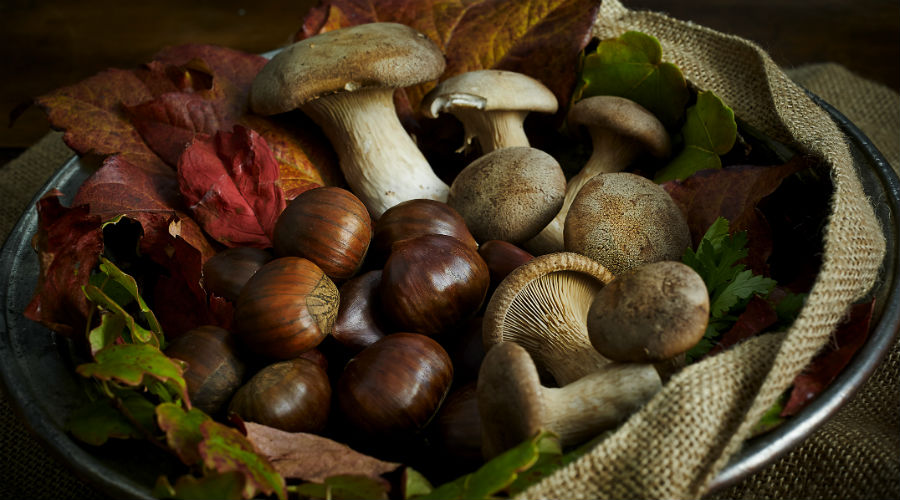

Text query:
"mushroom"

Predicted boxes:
[[482, 252, 615, 386], [477, 342, 661, 458], [421, 69, 558, 154], [588, 260, 709, 363], [250, 22, 449, 218], [564, 172, 691, 275], [447, 146, 566, 244], [526, 95, 671, 254]]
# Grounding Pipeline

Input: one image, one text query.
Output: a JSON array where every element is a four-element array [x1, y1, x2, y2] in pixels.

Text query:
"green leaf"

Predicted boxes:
[[710, 270, 776, 318], [750, 391, 788, 436], [415, 431, 558, 500], [76, 343, 189, 405], [575, 30, 689, 130], [153, 471, 246, 500], [156, 402, 210, 466], [655, 91, 737, 182], [291, 475, 389, 500], [404, 468, 434, 499], [198, 419, 287, 500], [67, 391, 157, 446], [86, 309, 128, 354]]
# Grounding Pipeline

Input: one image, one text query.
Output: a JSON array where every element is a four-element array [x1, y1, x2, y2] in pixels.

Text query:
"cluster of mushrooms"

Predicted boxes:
[[167, 22, 712, 465]]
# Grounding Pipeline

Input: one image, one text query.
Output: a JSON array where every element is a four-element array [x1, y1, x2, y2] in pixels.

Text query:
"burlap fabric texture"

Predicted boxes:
[[1, 2, 898, 499]]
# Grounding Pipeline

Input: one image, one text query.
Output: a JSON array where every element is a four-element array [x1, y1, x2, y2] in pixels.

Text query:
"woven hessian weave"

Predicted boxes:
[[518, 1, 889, 498]]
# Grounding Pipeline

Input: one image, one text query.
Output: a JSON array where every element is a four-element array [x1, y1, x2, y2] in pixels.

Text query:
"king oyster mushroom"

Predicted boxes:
[[482, 252, 615, 386], [526, 95, 671, 254], [250, 22, 449, 218], [421, 69, 558, 154]]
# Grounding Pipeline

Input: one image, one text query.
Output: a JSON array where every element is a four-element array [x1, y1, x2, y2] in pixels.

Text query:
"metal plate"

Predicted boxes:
[[1, 95, 898, 498]]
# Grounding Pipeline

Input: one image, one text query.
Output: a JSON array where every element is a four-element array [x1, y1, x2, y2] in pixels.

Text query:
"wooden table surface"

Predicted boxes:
[[1, 0, 898, 167]]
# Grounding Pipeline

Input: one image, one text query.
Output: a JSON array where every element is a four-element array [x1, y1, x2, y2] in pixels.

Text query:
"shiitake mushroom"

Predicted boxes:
[[228, 357, 331, 433]]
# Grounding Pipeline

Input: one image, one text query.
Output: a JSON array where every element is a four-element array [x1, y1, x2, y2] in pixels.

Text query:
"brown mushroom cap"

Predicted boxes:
[[447, 147, 566, 244], [568, 95, 671, 160], [251, 22, 446, 115], [422, 69, 558, 118], [477, 342, 544, 459], [564, 172, 691, 275], [588, 261, 709, 362], [482, 252, 614, 386]]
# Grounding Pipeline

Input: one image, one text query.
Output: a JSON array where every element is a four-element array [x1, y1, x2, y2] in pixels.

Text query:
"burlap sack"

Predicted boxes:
[[518, 2, 889, 499]]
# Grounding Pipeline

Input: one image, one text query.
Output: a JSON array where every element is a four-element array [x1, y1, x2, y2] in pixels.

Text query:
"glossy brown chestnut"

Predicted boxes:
[[433, 383, 482, 462], [372, 199, 477, 263], [477, 240, 534, 288], [203, 247, 273, 301], [164, 325, 246, 416], [272, 186, 373, 280], [233, 257, 339, 360], [332, 270, 389, 353], [380, 234, 490, 336], [228, 358, 331, 433], [336, 332, 453, 435]]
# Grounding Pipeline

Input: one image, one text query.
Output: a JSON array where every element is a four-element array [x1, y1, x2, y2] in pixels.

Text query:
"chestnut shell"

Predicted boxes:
[[202, 247, 273, 301], [164, 325, 245, 416], [233, 257, 339, 360], [336, 332, 453, 435], [372, 199, 477, 262], [228, 358, 331, 433]]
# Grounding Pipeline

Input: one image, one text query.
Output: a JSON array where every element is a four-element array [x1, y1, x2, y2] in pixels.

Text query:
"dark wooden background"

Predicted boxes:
[[1, 0, 898, 167]]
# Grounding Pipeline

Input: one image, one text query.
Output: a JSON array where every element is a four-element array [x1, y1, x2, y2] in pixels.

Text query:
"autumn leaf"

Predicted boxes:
[[198, 420, 287, 500], [154, 471, 246, 500], [67, 391, 158, 446], [243, 422, 401, 483], [156, 402, 211, 466], [177, 125, 286, 248], [24, 191, 104, 337], [76, 343, 190, 406], [300, 0, 601, 118]]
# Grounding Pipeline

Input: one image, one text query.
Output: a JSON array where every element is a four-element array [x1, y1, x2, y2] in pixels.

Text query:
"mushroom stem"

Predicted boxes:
[[451, 108, 531, 154], [301, 88, 450, 218], [541, 362, 661, 445]]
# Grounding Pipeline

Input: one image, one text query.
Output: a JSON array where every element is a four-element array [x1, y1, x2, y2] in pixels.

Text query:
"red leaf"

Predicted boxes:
[[24, 191, 104, 337], [782, 299, 875, 416], [178, 125, 286, 248]]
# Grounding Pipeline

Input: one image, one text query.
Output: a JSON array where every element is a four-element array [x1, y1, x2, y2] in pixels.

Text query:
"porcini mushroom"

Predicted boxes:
[[588, 260, 709, 362], [447, 146, 566, 244], [250, 22, 449, 218], [482, 252, 615, 386], [526, 95, 671, 254], [564, 172, 691, 275], [421, 69, 558, 154], [477, 342, 661, 458]]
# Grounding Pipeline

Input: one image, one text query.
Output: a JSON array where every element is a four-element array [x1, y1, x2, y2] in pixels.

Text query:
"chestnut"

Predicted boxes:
[[228, 357, 331, 433], [332, 270, 389, 353], [433, 383, 482, 462], [202, 247, 273, 301], [233, 257, 339, 360], [336, 333, 453, 435], [272, 186, 373, 280], [164, 325, 246, 415], [380, 234, 489, 336], [371, 199, 477, 263], [477, 240, 534, 289]]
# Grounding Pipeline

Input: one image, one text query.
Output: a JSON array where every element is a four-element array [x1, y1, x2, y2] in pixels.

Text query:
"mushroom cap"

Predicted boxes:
[[477, 342, 544, 458], [568, 95, 671, 159], [564, 172, 691, 275], [422, 69, 558, 118], [587, 261, 710, 362], [251, 22, 446, 115], [482, 252, 614, 386], [447, 146, 566, 244]]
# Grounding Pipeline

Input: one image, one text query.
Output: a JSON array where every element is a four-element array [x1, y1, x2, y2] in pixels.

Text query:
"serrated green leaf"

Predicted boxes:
[[576, 31, 689, 130], [198, 420, 286, 500], [154, 471, 246, 500], [67, 391, 157, 446], [97, 257, 164, 344], [710, 270, 776, 318], [156, 402, 210, 466], [76, 343, 189, 405], [87, 309, 128, 354], [655, 91, 737, 182], [291, 475, 389, 500]]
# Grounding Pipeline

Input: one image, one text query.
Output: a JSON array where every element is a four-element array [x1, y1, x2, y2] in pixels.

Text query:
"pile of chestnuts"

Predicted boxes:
[[172, 187, 510, 473]]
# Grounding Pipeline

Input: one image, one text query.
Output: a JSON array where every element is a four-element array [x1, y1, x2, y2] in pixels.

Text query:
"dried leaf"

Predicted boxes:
[[177, 125, 286, 248], [243, 422, 401, 483]]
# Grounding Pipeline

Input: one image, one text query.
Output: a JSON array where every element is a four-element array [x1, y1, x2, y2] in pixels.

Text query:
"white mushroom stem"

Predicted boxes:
[[541, 362, 661, 446], [525, 131, 643, 255], [301, 87, 450, 218], [450, 107, 531, 154]]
